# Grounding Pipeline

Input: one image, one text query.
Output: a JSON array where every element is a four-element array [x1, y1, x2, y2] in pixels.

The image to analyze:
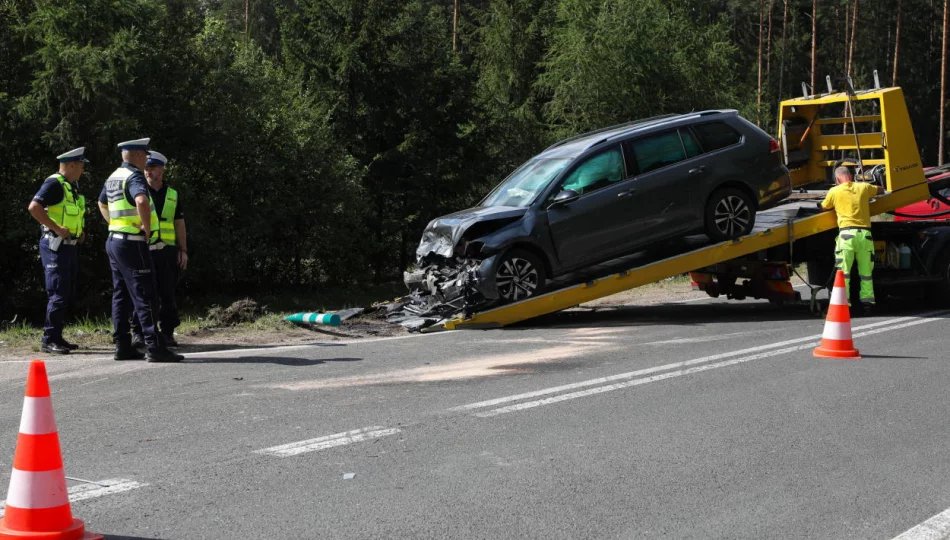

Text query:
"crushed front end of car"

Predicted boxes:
[[385, 208, 524, 331]]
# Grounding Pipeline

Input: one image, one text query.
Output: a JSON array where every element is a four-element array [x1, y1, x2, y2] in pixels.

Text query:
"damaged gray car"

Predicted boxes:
[[405, 110, 792, 315]]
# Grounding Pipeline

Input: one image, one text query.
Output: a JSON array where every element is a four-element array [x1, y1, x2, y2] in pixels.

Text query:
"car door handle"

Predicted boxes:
[[689, 166, 707, 175], [617, 189, 636, 198]]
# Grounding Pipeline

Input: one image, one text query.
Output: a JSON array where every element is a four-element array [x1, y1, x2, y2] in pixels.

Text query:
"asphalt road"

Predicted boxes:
[[2, 295, 950, 539]]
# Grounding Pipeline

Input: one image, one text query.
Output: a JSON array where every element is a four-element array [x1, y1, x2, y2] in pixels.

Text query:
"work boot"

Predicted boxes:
[[862, 303, 875, 317], [57, 339, 80, 351], [114, 343, 145, 361], [131, 334, 146, 350], [162, 334, 179, 348], [41, 342, 70, 355], [146, 348, 184, 363]]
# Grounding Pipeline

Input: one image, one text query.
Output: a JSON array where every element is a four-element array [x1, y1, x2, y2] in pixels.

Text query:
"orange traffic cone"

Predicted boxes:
[[0, 361, 102, 539], [813, 270, 861, 359]]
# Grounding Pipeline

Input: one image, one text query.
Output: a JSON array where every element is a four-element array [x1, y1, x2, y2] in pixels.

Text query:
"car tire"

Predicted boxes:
[[705, 187, 756, 242], [495, 248, 546, 303]]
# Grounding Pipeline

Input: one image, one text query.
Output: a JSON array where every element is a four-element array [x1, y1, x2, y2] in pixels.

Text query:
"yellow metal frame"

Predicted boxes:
[[442, 87, 929, 330], [778, 87, 925, 192]]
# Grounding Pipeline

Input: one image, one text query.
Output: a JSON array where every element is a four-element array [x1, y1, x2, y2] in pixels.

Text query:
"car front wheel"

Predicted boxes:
[[494, 248, 546, 303], [705, 187, 756, 242]]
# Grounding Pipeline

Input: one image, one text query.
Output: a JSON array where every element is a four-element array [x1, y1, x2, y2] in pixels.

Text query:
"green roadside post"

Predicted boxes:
[[285, 312, 342, 327]]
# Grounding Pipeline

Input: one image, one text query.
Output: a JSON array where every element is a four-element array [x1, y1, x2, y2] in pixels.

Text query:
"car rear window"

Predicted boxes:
[[630, 131, 686, 174], [692, 122, 742, 151]]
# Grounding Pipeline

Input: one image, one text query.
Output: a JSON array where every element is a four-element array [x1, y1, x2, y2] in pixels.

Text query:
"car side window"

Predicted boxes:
[[630, 131, 687, 174], [692, 122, 742, 152], [559, 146, 625, 196], [681, 129, 702, 158]]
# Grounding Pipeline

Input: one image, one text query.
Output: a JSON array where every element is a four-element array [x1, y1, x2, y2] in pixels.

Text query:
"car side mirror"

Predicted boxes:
[[549, 190, 580, 208]]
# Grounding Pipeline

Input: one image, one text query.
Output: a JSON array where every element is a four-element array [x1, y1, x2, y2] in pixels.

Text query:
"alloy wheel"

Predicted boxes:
[[713, 195, 752, 238], [496, 257, 540, 301]]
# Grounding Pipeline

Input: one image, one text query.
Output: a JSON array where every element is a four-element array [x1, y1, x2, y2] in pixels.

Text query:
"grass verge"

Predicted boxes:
[[0, 283, 405, 353]]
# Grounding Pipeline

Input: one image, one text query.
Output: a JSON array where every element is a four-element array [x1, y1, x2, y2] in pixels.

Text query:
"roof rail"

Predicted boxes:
[[594, 112, 721, 146], [543, 114, 681, 152]]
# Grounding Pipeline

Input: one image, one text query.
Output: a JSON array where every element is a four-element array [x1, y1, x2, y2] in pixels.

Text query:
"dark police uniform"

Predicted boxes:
[[132, 182, 184, 343], [33, 173, 84, 351], [99, 161, 166, 355]]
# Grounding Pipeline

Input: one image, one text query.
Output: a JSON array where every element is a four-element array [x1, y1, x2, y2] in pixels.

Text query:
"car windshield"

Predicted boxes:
[[480, 158, 572, 208]]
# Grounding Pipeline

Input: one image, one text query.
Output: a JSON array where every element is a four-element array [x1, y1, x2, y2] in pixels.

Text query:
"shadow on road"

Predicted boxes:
[[179, 341, 347, 354], [104, 536, 168, 540], [184, 356, 362, 366], [859, 354, 929, 359], [511, 299, 950, 330]]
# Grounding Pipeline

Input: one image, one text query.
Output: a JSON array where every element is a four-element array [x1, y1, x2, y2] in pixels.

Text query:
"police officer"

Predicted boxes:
[[97, 138, 183, 362], [819, 166, 885, 315], [27, 148, 88, 355], [131, 150, 187, 348]]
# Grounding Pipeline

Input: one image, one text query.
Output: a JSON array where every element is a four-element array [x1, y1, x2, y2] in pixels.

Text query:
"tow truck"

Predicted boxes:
[[439, 75, 950, 330]]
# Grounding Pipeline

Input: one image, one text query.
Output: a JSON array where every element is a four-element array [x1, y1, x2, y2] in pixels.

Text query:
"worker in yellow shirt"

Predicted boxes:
[[819, 166, 885, 312]]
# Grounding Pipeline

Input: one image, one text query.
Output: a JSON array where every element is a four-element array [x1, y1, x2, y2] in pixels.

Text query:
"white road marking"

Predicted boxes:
[[643, 330, 777, 345], [457, 312, 948, 417], [891, 507, 950, 540], [255, 426, 402, 457], [0, 478, 147, 517], [66, 478, 148, 502], [449, 314, 930, 413]]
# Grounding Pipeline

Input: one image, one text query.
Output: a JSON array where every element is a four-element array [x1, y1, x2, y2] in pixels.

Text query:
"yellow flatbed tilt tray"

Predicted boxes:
[[441, 85, 931, 330]]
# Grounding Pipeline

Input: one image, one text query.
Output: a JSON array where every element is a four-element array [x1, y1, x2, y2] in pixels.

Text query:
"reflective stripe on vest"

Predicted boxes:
[[105, 167, 158, 239], [156, 186, 178, 246], [45, 174, 85, 236]]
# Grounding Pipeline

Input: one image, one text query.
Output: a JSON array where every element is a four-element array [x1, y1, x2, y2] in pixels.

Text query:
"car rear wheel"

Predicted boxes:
[[705, 188, 756, 242], [495, 249, 546, 303]]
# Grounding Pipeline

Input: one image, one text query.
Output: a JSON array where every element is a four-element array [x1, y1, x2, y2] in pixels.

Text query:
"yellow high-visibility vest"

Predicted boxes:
[[45, 174, 85, 236], [156, 186, 178, 245], [104, 167, 158, 239]]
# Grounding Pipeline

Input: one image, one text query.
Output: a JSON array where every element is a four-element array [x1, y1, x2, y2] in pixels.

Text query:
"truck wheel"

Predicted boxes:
[[936, 250, 950, 304], [495, 248, 546, 303], [705, 188, 756, 242]]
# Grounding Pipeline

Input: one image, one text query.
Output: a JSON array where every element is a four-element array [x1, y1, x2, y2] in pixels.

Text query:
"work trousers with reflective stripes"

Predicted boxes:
[[835, 228, 875, 305]]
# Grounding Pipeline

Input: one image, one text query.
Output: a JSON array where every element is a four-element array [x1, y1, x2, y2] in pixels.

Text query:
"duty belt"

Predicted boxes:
[[149, 241, 167, 251], [43, 232, 78, 246], [109, 232, 147, 242]]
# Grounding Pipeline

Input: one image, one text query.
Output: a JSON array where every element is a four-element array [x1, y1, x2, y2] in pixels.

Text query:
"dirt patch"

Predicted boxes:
[[205, 299, 264, 326], [577, 279, 704, 308], [574, 271, 812, 310]]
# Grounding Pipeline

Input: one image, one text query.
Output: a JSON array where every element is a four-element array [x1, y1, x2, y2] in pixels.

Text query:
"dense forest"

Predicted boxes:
[[1, 0, 947, 321]]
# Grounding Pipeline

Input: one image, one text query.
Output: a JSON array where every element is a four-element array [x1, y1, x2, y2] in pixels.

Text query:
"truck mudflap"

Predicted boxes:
[[690, 260, 800, 304]]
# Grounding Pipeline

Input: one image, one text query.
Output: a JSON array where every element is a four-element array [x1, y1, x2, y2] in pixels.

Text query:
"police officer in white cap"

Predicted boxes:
[[27, 147, 89, 355], [130, 150, 187, 348], [97, 138, 183, 362]]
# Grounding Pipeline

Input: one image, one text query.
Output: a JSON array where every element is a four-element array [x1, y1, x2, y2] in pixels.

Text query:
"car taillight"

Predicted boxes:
[[769, 138, 780, 153]]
